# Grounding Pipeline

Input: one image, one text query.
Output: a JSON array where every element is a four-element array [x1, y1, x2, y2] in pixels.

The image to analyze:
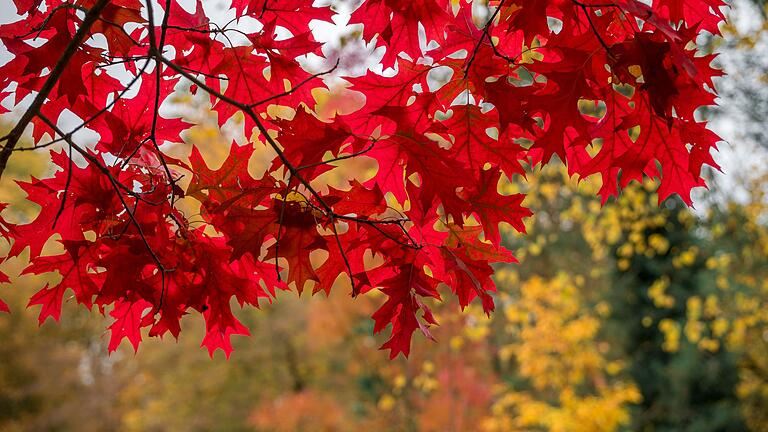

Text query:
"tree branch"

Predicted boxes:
[[0, 0, 111, 179]]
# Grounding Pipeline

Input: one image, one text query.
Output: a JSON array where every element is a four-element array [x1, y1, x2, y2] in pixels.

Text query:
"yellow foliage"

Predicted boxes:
[[648, 277, 675, 308], [659, 319, 681, 352], [485, 274, 639, 431]]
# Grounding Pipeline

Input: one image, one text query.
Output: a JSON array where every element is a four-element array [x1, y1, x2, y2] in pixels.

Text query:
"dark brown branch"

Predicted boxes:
[[464, 0, 505, 78], [570, 1, 618, 8], [151, 51, 333, 211], [15, 58, 152, 154], [573, 0, 617, 60], [144, 1, 184, 311], [0, 0, 111, 179], [14, 3, 88, 40], [274, 184, 290, 281], [52, 137, 74, 229], [37, 114, 169, 271], [295, 140, 376, 171], [149, 28, 424, 287], [249, 59, 340, 107], [38, 114, 173, 313]]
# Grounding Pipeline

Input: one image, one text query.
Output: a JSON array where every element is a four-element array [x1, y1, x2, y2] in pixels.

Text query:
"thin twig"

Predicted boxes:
[[0, 0, 111, 179]]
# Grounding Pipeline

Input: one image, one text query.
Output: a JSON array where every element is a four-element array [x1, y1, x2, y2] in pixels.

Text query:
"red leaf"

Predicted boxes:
[[0, 0, 726, 357], [108, 299, 151, 353], [460, 168, 532, 245]]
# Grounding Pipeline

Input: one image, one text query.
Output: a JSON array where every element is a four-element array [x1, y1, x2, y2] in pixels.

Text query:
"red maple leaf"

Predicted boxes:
[[0, 0, 726, 357]]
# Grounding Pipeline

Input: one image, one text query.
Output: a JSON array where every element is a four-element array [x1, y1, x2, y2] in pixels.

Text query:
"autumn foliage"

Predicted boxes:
[[0, 0, 726, 357]]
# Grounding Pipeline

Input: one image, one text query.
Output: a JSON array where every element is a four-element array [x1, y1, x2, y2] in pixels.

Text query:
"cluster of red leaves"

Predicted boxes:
[[0, 0, 725, 358]]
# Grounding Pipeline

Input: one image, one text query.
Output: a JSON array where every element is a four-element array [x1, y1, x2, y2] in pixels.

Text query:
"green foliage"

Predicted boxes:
[[603, 194, 745, 431]]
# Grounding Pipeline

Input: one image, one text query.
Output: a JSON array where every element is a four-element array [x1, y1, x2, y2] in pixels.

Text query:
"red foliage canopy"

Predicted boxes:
[[0, 0, 725, 357]]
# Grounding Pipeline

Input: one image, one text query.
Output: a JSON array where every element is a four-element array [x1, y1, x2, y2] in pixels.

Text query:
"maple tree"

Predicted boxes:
[[0, 0, 726, 358]]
